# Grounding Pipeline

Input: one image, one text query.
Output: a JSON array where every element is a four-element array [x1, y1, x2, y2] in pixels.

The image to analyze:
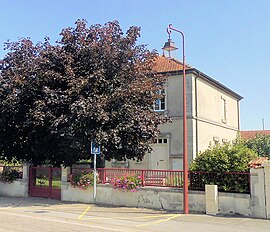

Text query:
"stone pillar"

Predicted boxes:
[[205, 184, 218, 215], [22, 163, 31, 197], [61, 166, 71, 201], [262, 162, 270, 219], [250, 168, 266, 219], [22, 163, 31, 181], [61, 166, 71, 182]]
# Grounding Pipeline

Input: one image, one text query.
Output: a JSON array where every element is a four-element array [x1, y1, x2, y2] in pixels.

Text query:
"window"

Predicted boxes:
[[154, 89, 166, 111], [221, 96, 227, 123], [153, 138, 168, 144]]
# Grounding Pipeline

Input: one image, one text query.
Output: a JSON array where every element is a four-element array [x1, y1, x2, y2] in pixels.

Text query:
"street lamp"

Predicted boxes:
[[162, 24, 189, 214]]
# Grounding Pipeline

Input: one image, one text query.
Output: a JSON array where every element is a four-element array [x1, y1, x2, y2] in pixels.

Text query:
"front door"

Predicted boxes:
[[29, 167, 61, 200], [150, 138, 169, 170]]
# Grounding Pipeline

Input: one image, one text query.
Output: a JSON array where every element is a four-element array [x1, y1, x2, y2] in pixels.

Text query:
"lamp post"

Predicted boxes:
[[162, 24, 189, 214]]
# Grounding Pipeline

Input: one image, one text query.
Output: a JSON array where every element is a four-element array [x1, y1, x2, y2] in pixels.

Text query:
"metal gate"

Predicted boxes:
[[29, 166, 61, 200]]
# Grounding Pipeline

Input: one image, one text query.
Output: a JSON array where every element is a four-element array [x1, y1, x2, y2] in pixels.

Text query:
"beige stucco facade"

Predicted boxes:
[[106, 59, 242, 170], [163, 70, 241, 170]]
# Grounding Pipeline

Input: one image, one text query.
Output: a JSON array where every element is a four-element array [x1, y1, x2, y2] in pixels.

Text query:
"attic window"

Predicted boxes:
[[221, 96, 227, 123]]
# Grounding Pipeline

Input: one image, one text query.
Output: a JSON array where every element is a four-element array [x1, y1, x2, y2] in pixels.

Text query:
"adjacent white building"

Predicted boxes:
[[107, 56, 242, 170]]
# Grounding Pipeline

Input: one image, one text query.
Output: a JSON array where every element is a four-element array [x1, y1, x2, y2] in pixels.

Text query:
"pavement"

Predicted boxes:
[[0, 196, 269, 232]]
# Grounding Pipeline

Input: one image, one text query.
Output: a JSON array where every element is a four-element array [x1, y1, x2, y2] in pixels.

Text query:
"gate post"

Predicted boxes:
[[61, 166, 71, 182], [22, 162, 30, 181], [205, 184, 218, 215], [61, 165, 71, 201], [250, 167, 266, 219], [22, 162, 31, 196], [262, 162, 270, 219]]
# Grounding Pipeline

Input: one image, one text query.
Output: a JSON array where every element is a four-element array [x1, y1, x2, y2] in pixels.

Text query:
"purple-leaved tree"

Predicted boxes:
[[0, 19, 169, 166]]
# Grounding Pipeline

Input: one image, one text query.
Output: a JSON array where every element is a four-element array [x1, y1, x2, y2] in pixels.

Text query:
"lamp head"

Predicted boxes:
[[162, 38, 178, 52]]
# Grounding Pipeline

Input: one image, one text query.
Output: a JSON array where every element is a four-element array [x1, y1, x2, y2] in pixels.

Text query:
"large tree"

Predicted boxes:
[[0, 20, 169, 166]]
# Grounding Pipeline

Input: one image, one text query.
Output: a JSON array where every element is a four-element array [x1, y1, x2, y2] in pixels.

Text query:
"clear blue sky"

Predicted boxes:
[[1, 0, 269, 130]]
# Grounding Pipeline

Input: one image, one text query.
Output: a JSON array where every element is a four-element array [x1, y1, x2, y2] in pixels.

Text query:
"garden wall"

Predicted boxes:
[[1, 163, 269, 219], [0, 179, 28, 197], [0, 163, 29, 197], [61, 182, 251, 216]]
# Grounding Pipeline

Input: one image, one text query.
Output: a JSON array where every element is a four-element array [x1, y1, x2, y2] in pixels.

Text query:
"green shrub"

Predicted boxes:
[[189, 141, 257, 192], [69, 171, 98, 190], [190, 141, 257, 173], [244, 134, 270, 158], [0, 169, 22, 183]]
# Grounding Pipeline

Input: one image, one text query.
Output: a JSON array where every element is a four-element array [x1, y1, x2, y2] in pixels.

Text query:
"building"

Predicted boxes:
[[107, 56, 243, 170], [241, 130, 270, 140]]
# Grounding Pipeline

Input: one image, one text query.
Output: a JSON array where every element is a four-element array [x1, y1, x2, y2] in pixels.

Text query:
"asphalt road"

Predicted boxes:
[[0, 196, 269, 232]]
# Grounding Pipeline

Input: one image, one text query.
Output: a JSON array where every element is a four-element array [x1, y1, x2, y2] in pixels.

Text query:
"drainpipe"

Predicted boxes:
[[237, 100, 240, 132], [195, 74, 199, 156]]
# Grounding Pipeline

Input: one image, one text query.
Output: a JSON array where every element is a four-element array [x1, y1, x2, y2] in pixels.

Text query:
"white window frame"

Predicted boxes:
[[152, 138, 168, 144], [221, 96, 227, 123], [154, 89, 166, 112]]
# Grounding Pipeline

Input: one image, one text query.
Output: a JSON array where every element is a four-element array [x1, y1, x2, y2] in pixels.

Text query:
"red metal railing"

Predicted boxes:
[[69, 167, 250, 193], [97, 168, 184, 188], [70, 167, 184, 188], [189, 171, 250, 193]]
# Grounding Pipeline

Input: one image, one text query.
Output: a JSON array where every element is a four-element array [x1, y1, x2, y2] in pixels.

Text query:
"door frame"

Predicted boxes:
[[29, 166, 61, 200]]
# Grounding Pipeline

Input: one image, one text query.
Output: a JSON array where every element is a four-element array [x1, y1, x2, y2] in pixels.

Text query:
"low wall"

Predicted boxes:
[[61, 182, 94, 203], [0, 179, 28, 197], [0, 164, 261, 219], [219, 192, 251, 216], [62, 182, 250, 216]]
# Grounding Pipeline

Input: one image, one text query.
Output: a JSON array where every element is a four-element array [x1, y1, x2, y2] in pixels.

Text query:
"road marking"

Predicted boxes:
[[82, 214, 179, 221], [136, 214, 181, 227], [0, 205, 88, 211], [81, 213, 181, 228], [0, 210, 129, 232], [136, 214, 179, 219], [78, 206, 91, 220]]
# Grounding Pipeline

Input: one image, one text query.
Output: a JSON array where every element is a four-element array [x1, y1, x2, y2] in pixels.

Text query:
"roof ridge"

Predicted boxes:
[[158, 55, 193, 68]]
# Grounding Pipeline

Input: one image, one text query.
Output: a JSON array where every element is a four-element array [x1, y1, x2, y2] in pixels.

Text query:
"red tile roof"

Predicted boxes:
[[152, 56, 243, 100], [248, 157, 269, 169], [241, 130, 270, 140], [153, 56, 192, 73]]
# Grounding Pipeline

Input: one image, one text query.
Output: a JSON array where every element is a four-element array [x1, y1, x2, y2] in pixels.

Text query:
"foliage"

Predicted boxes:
[[190, 141, 257, 173], [0, 168, 22, 183], [0, 19, 169, 166], [189, 172, 250, 193], [165, 176, 183, 187], [111, 174, 143, 192], [69, 171, 97, 190], [189, 141, 257, 192], [244, 134, 270, 158], [0, 157, 21, 166]]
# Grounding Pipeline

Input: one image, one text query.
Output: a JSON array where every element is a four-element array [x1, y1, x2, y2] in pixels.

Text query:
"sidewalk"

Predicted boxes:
[[0, 196, 269, 232]]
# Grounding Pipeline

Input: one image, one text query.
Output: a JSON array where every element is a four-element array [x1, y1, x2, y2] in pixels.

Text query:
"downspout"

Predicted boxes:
[[195, 73, 199, 156], [237, 99, 240, 134]]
